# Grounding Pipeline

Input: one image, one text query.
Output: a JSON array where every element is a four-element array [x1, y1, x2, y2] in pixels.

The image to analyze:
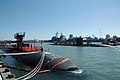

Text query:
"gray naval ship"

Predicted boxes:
[[0, 32, 82, 73]]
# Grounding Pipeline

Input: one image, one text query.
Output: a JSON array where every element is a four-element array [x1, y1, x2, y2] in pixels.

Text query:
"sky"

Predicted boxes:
[[0, 0, 120, 40]]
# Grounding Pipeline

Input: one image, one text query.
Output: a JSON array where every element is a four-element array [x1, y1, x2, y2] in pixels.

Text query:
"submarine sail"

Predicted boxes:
[[0, 32, 82, 72]]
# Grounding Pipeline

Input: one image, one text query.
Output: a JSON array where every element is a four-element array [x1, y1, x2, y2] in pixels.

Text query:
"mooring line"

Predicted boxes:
[[0, 51, 40, 56], [0, 51, 46, 80], [15, 52, 45, 80], [5, 65, 50, 74], [22, 52, 45, 80]]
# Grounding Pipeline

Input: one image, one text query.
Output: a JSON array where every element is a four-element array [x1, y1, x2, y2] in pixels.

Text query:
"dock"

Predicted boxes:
[[0, 61, 15, 80]]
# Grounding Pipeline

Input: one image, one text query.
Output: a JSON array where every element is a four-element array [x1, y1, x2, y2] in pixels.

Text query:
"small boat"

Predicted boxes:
[[0, 32, 82, 73]]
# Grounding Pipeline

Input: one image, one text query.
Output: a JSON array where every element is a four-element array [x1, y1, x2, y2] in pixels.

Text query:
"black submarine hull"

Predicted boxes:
[[13, 51, 80, 71]]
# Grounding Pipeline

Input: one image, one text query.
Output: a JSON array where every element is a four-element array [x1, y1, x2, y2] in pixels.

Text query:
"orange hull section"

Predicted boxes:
[[19, 46, 42, 52]]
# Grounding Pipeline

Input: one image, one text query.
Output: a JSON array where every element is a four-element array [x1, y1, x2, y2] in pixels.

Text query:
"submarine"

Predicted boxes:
[[0, 32, 82, 73]]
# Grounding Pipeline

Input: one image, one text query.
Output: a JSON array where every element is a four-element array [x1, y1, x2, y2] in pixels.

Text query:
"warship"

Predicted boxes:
[[0, 32, 82, 73]]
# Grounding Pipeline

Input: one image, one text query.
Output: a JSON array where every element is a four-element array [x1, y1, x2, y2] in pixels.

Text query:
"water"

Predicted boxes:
[[1, 42, 120, 80]]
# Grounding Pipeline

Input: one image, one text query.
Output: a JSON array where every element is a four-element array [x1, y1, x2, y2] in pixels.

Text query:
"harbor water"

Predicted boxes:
[[1, 42, 120, 80]]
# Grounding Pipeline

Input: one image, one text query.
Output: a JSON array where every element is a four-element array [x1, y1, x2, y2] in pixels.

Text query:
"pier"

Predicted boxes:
[[0, 61, 15, 80]]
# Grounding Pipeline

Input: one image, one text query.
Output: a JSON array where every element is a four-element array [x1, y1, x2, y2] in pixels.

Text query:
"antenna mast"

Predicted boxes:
[[100, 28, 101, 38]]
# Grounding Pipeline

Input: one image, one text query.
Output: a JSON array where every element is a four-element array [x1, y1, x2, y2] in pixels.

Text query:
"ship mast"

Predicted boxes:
[[100, 28, 101, 38]]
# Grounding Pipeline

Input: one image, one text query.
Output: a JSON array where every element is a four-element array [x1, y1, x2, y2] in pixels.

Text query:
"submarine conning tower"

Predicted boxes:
[[14, 32, 25, 49]]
